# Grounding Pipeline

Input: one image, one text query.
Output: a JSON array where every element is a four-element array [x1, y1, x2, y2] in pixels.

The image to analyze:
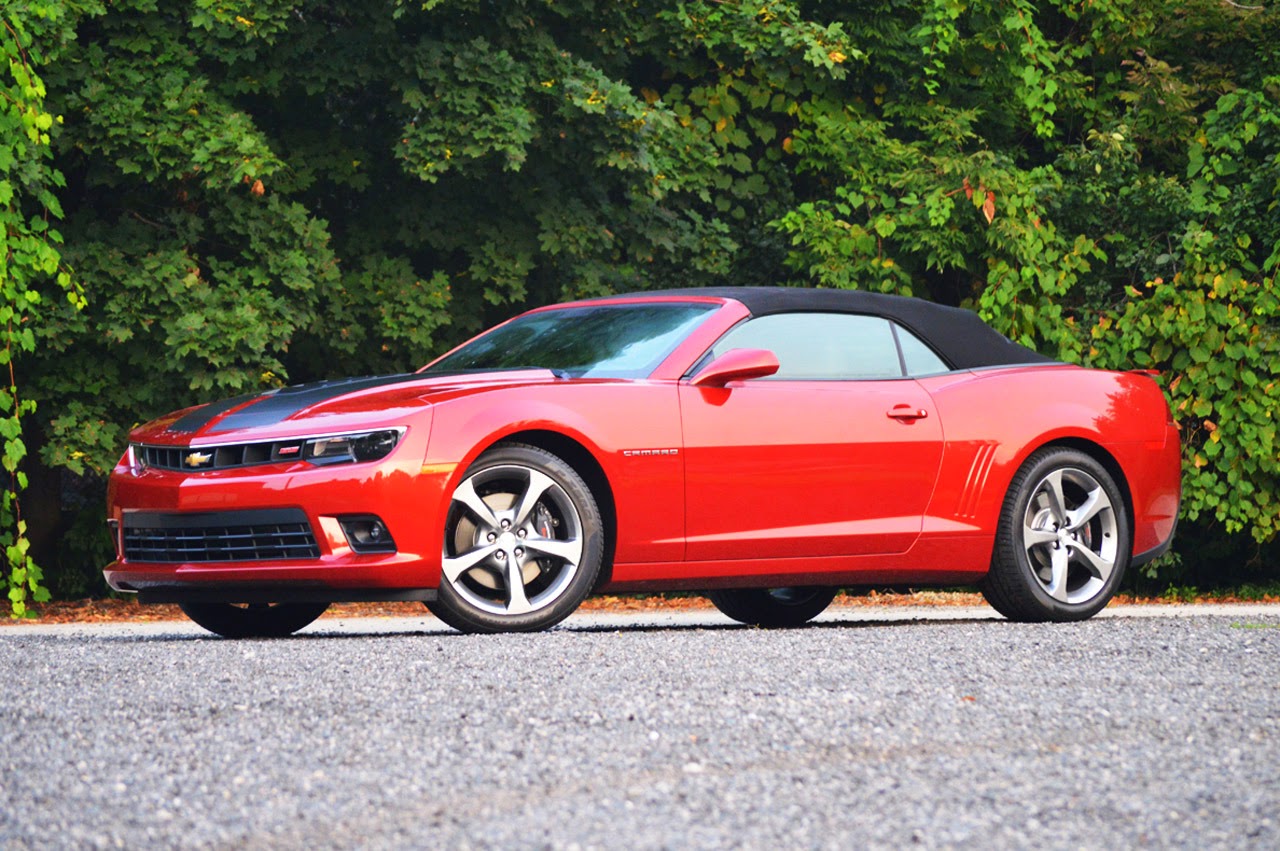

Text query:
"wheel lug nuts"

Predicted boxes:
[[515, 547, 524, 558], [517, 529, 526, 538], [500, 519, 511, 530], [487, 533, 497, 542]]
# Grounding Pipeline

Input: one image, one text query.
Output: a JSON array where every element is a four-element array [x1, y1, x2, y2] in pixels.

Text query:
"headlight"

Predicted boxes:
[[305, 429, 405, 465]]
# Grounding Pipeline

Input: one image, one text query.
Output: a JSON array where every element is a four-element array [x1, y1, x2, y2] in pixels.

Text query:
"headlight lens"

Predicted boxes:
[[305, 429, 404, 465]]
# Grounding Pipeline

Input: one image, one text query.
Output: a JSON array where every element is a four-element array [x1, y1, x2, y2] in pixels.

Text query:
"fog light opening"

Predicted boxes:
[[338, 516, 398, 554]]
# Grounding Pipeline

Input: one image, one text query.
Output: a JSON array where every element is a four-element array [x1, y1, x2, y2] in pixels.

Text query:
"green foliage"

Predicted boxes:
[[1084, 77, 1280, 545], [1092, 269, 1279, 541], [1228, 582, 1280, 602], [22, 4, 346, 480], [1161, 585, 1199, 604], [4, 0, 1280, 596], [2, 6, 84, 616]]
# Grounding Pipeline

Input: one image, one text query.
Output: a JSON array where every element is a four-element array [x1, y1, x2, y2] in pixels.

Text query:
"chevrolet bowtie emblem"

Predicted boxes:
[[185, 451, 213, 468]]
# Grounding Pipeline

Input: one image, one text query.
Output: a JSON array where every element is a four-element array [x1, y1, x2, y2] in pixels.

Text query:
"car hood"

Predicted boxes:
[[130, 369, 562, 444]]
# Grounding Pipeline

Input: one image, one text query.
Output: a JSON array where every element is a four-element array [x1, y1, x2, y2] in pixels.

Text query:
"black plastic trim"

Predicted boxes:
[[123, 509, 309, 529], [135, 586, 437, 604]]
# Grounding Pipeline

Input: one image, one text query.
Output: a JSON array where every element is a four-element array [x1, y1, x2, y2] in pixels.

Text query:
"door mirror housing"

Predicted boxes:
[[690, 348, 780, 387]]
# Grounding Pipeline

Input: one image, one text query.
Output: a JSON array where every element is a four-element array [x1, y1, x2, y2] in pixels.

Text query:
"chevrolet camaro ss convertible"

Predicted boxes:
[[105, 287, 1181, 637]]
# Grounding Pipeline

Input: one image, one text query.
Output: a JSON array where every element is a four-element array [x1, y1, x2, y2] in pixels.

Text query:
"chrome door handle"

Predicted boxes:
[[887, 406, 929, 421]]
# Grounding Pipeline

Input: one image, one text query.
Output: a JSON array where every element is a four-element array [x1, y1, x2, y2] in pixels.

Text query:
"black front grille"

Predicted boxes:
[[137, 440, 305, 472], [122, 509, 320, 563]]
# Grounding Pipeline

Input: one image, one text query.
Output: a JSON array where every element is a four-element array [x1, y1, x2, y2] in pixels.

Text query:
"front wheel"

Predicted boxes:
[[427, 444, 604, 634], [708, 587, 838, 628], [178, 602, 330, 638], [980, 447, 1131, 622]]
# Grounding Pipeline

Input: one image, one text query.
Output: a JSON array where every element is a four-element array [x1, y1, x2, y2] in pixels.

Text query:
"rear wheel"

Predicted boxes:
[[427, 444, 604, 633], [980, 447, 1130, 622], [178, 602, 330, 638], [708, 587, 838, 628]]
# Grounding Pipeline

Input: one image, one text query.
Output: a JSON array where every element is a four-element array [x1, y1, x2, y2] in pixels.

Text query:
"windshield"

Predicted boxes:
[[423, 303, 717, 379]]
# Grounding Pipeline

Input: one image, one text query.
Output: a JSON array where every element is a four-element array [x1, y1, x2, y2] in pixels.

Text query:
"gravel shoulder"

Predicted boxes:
[[3, 603, 1278, 849], [3, 599, 1278, 637]]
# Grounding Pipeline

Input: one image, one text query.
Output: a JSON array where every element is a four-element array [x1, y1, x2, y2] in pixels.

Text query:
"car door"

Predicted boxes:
[[679, 312, 945, 560]]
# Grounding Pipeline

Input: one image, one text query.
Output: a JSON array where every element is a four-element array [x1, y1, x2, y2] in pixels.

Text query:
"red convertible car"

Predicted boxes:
[[105, 287, 1181, 637]]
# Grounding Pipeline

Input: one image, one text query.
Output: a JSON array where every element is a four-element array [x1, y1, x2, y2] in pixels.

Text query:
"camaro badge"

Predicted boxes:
[[185, 451, 213, 467]]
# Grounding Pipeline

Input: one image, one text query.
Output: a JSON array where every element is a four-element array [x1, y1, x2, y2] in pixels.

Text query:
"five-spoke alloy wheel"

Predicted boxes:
[[427, 444, 604, 633], [981, 447, 1131, 622]]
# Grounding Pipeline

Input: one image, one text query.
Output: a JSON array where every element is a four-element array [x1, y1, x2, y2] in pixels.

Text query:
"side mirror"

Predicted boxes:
[[690, 348, 780, 388]]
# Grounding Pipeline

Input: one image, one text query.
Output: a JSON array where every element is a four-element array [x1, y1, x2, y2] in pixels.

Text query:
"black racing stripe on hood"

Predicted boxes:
[[173, 374, 422, 435], [167, 392, 263, 434]]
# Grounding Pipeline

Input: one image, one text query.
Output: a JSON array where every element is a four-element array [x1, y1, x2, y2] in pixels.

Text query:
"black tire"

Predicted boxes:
[[427, 444, 604, 634], [980, 447, 1131, 622], [178, 601, 330, 638], [708, 587, 838, 628]]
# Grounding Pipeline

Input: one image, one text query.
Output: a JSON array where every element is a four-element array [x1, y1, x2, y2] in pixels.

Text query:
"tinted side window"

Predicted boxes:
[[709, 313, 903, 380], [894, 324, 950, 375]]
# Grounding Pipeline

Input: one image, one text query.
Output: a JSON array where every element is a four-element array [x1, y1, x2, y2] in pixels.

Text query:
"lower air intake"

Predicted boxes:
[[122, 509, 320, 563]]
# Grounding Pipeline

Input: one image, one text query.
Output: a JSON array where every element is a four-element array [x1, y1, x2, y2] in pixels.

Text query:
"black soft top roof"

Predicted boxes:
[[612, 286, 1052, 370]]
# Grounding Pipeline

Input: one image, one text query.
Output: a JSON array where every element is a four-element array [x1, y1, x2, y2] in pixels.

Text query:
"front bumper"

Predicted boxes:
[[104, 447, 456, 598]]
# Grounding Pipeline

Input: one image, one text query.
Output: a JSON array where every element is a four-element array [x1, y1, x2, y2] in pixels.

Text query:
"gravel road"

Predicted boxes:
[[2, 604, 1278, 849]]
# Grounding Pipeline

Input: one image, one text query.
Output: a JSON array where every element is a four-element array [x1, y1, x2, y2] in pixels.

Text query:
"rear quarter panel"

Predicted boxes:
[[917, 365, 1180, 565]]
